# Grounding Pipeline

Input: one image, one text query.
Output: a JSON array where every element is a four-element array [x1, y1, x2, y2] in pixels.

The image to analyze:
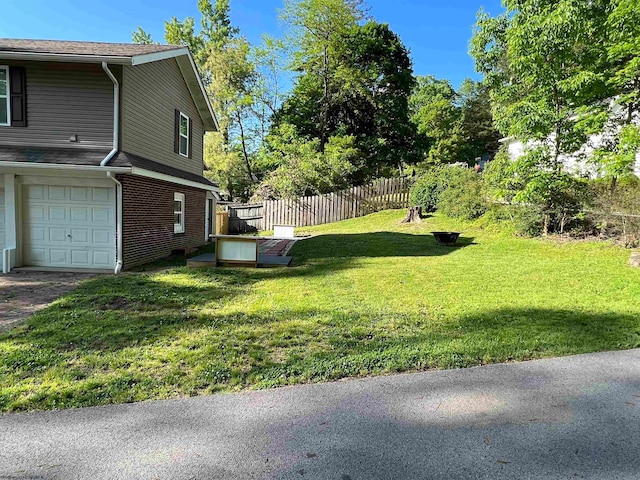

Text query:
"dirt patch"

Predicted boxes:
[[0, 271, 99, 332]]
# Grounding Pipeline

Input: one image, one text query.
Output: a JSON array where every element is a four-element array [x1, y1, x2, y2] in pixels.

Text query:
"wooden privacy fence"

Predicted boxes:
[[227, 203, 264, 234], [263, 177, 413, 230]]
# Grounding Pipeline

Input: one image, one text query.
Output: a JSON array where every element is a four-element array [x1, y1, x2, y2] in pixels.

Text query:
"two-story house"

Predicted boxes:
[[0, 39, 219, 273]]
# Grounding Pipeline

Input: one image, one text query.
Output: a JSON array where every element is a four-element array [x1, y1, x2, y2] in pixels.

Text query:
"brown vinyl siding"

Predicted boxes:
[[121, 59, 204, 176], [0, 61, 115, 149]]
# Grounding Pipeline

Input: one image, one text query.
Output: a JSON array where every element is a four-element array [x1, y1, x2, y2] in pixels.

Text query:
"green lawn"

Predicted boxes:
[[2, 210, 640, 413]]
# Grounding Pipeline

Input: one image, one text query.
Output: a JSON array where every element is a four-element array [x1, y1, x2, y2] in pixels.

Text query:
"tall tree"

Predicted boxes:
[[275, 18, 417, 182], [409, 76, 463, 164], [456, 78, 501, 162], [591, 0, 640, 182], [471, 0, 610, 233], [281, 0, 368, 152]]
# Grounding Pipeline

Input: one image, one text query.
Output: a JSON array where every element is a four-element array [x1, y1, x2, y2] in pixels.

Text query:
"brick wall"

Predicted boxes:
[[117, 174, 206, 269]]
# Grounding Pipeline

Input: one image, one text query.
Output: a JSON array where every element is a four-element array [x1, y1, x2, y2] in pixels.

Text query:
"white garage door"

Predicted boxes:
[[22, 184, 115, 269]]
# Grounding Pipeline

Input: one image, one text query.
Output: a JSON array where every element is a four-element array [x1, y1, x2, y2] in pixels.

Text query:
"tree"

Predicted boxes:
[[133, 0, 272, 200], [470, 0, 610, 234], [591, 0, 640, 183], [409, 76, 463, 164], [456, 78, 501, 163], [275, 18, 417, 183], [252, 124, 359, 199], [280, 0, 368, 152], [132, 27, 155, 45]]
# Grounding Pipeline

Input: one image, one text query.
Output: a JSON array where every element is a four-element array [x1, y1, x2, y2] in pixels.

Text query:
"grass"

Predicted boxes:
[[1, 210, 640, 413]]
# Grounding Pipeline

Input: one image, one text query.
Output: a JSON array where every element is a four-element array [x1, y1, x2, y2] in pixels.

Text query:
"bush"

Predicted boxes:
[[587, 178, 640, 246], [409, 165, 467, 213], [437, 168, 488, 220], [477, 204, 545, 237]]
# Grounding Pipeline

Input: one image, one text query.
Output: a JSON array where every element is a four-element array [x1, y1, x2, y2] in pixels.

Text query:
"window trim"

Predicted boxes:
[[178, 112, 190, 157], [174, 192, 186, 234], [0, 65, 10, 127]]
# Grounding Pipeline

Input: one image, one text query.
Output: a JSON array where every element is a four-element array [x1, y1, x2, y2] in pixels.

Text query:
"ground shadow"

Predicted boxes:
[[291, 231, 476, 262], [2, 301, 640, 412]]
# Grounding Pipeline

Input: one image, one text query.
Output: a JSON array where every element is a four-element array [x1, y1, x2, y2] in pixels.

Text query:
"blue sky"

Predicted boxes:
[[0, 0, 504, 89]]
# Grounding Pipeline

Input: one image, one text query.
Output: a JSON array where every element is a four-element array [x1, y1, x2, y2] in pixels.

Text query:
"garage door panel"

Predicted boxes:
[[49, 206, 68, 222], [92, 188, 112, 202], [92, 207, 112, 224], [92, 229, 112, 245], [49, 186, 67, 200], [92, 250, 113, 267], [71, 207, 89, 222], [70, 187, 90, 202], [49, 228, 69, 243], [50, 249, 69, 265], [22, 184, 115, 269]]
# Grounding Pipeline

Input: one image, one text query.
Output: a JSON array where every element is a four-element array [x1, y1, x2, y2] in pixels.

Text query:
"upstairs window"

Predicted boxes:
[[0, 66, 9, 126], [0, 66, 27, 127], [174, 110, 192, 158], [174, 192, 185, 234]]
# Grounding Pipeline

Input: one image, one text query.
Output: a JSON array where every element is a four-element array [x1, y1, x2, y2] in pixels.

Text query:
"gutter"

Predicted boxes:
[[100, 61, 119, 167], [98, 61, 123, 273]]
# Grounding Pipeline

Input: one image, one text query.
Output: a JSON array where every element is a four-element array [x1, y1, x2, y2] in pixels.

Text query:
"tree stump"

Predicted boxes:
[[630, 252, 640, 268], [401, 206, 423, 223]]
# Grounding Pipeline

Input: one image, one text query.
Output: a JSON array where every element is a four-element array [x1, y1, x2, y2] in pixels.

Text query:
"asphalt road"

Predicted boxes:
[[2, 349, 640, 479]]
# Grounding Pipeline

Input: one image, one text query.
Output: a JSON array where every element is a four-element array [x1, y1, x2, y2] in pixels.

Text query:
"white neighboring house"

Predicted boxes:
[[500, 102, 640, 178]]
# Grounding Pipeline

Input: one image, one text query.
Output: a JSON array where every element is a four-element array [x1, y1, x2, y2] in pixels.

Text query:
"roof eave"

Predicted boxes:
[[0, 51, 132, 64], [176, 53, 219, 132]]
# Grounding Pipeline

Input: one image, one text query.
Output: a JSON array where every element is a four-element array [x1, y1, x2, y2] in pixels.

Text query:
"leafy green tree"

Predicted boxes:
[[134, 0, 273, 200], [591, 0, 640, 183], [252, 124, 359, 199], [132, 27, 155, 45], [409, 76, 463, 164], [456, 78, 501, 163], [280, 0, 368, 152], [471, 0, 609, 233], [275, 18, 417, 182]]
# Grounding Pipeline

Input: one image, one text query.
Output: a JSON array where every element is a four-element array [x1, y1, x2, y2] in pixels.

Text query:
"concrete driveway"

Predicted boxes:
[[0, 271, 96, 331], [1, 349, 640, 479]]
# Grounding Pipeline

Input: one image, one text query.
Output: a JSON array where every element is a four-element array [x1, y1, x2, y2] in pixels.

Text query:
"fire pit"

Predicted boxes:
[[431, 231, 461, 246]]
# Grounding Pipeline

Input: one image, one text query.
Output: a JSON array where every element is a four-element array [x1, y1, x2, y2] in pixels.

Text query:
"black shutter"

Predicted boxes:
[[174, 109, 180, 154], [188, 116, 193, 158], [9, 67, 27, 127]]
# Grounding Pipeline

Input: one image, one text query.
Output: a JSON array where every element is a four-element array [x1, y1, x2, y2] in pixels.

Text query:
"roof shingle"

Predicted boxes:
[[0, 39, 183, 58]]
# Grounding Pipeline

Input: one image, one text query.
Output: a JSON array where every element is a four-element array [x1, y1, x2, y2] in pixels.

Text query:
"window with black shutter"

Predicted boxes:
[[0, 66, 27, 127], [9, 66, 27, 127]]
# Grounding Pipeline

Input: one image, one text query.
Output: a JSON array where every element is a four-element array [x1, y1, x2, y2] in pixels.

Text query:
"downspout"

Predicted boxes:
[[100, 61, 119, 166], [107, 171, 124, 274], [102, 61, 122, 273]]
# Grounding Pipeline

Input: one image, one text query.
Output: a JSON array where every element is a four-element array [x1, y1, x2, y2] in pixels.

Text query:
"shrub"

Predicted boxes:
[[437, 168, 488, 220], [477, 204, 545, 237], [409, 165, 467, 212], [587, 178, 640, 246]]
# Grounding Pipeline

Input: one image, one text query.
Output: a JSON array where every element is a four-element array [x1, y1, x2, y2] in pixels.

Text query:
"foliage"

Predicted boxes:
[[409, 76, 501, 166], [588, 178, 640, 246], [410, 165, 464, 213], [409, 76, 463, 164], [437, 169, 488, 220], [3, 211, 640, 413], [275, 17, 417, 183], [470, 0, 610, 234], [252, 124, 359, 199], [279, 0, 368, 152]]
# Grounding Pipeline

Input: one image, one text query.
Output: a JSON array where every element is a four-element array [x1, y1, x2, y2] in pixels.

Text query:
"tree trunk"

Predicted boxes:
[[401, 206, 423, 223]]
